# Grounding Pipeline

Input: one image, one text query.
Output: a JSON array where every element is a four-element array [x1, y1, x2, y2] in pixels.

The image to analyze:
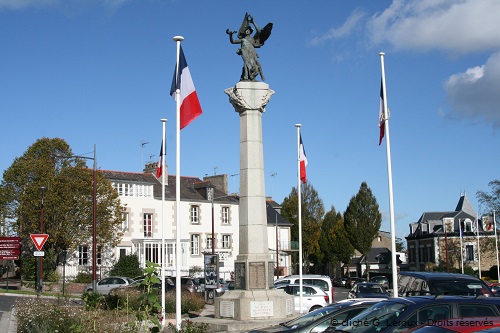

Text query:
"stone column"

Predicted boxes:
[[215, 81, 293, 321]]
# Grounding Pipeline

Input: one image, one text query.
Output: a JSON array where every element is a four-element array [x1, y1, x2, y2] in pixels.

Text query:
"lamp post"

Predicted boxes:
[[38, 186, 47, 297], [54, 144, 97, 292]]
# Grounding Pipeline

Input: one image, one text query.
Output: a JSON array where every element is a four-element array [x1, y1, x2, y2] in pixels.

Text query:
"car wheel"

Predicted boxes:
[[309, 305, 322, 312]]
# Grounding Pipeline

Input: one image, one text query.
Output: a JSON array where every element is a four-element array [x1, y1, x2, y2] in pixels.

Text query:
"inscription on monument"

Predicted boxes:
[[268, 261, 275, 288], [234, 262, 246, 289], [220, 301, 235, 318], [250, 301, 273, 318], [285, 298, 293, 315], [249, 262, 266, 289]]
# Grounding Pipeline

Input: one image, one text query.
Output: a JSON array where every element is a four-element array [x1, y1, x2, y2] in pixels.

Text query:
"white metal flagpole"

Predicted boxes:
[[161, 118, 167, 326], [494, 211, 499, 280], [173, 35, 183, 329], [476, 214, 481, 279], [379, 52, 398, 297], [459, 219, 464, 274], [295, 124, 304, 313]]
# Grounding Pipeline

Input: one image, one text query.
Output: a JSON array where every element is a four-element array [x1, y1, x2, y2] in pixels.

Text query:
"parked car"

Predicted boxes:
[[248, 298, 384, 333], [406, 317, 500, 333], [274, 274, 335, 303], [333, 278, 348, 288], [369, 275, 389, 289], [346, 277, 366, 289], [398, 271, 493, 297], [334, 295, 500, 333], [275, 284, 329, 313], [109, 276, 175, 296], [84, 276, 135, 295], [348, 282, 390, 299]]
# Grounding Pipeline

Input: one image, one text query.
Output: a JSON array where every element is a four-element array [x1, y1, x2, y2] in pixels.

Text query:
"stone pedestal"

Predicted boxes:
[[216, 81, 293, 321]]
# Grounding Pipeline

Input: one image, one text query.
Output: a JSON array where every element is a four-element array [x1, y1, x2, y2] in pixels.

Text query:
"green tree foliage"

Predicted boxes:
[[281, 182, 325, 273], [0, 138, 124, 273], [320, 206, 355, 276], [109, 254, 143, 278], [344, 182, 381, 279], [395, 237, 405, 252], [477, 180, 500, 215]]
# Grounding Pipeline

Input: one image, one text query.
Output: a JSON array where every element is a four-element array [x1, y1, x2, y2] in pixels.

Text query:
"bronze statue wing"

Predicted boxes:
[[253, 22, 273, 48]]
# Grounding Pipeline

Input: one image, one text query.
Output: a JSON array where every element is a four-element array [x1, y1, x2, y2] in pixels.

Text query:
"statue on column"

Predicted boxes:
[[226, 13, 273, 82]]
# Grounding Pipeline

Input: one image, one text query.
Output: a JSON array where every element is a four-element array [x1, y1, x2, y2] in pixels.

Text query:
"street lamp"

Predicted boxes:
[[54, 144, 97, 292], [38, 186, 47, 296]]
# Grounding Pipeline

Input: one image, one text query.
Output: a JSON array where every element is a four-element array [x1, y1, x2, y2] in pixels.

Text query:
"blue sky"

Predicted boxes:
[[1, 0, 499, 241]]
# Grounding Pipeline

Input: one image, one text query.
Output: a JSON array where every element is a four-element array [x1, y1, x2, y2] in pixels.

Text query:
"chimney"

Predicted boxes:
[[203, 174, 228, 195], [143, 162, 168, 179]]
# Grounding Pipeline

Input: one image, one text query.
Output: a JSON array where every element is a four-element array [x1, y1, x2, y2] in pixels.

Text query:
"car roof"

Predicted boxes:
[[399, 271, 483, 281], [375, 294, 498, 306]]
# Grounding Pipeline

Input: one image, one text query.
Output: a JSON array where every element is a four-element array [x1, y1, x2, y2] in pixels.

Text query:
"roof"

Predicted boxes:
[[266, 203, 292, 227], [399, 271, 483, 281]]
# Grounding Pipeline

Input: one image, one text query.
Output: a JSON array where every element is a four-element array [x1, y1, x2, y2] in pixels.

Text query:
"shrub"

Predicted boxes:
[[82, 290, 106, 310], [73, 272, 92, 283], [109, 254, 143, 278]]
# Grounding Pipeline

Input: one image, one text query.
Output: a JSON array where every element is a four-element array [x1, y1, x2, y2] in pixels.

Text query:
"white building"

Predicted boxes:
[[61, 164, 293, 281]]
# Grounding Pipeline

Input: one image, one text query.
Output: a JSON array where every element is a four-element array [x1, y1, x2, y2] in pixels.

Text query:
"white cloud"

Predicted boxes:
[[368, 0, 500, 54], [310, 9, 365, 46], [444, 52, 500, 126], [0, 0, 58, 10], [0, 0, 129, 10]]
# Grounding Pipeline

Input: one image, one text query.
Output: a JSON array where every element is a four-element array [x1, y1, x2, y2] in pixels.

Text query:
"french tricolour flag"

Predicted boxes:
[[378, 79, 385, 146], [156, 141, 163, 178], [299, 134, 308, 183], [170, 46, 202, 129]]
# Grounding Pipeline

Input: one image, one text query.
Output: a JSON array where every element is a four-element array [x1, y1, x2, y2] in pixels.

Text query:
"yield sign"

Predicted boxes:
[[30, 234, 49, 251]]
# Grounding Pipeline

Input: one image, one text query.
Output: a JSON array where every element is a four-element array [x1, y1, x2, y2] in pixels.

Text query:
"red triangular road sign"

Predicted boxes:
[[30, 234, 49, 251]]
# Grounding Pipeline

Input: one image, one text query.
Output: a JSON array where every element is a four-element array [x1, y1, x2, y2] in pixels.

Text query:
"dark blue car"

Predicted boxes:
[[334, 295, 500, 333]]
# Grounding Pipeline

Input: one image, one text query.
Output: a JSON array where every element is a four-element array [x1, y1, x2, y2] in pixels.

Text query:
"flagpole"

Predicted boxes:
[[494, 211, 499, 280], [295, 124, 304, 313], [173, 35, 183, 329], [476, 214, 481, 279], [379, 53, 398, 297], [160, 118, 167, 326], [459, 219, 464, 274]]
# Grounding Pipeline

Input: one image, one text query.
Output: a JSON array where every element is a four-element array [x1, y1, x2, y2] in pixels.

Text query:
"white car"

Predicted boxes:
[[275, 283, 329, 313], [84, 276, 135, 295]]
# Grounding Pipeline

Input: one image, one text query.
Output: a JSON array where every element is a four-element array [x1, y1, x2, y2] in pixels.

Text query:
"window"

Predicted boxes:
[[465, 244, 474, 261], [78, 245, 88, 265], [97, 245, 102, 265], [167, 244, 174, 266], [119, 248, 126, 258], [191, 234, 200, 255], [464, 220, 472, 232], [190, 206, 199, 224], [222, 234, 231, 249], [145, 243, 159, 263], [144, 213, 152, 237], [206, 234, 213, 250], [112, 182, 153, 198], [221, 207, 229, 224], [121, 212, 129, 231]]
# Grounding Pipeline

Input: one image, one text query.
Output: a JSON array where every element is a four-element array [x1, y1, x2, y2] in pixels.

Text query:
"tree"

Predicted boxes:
[[395, 237, 405, 252], [109, 254, 143, 278], [281, 182, 325, 274], [344, 182, 382, 280], [477, 180, 500, 215], [0, 138, 124, 276], [321, 206, 355, 277]]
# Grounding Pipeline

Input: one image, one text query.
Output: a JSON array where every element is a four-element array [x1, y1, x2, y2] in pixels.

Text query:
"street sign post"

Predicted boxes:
[[0, 237, 21, 260], [30, 234, 49, 251]]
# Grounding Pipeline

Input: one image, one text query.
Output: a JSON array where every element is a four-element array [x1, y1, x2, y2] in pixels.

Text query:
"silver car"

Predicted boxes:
[[275, 284, 329, 313], [84, 276, 135, 295]]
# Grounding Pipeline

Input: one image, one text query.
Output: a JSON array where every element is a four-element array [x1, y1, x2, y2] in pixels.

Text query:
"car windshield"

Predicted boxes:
[[430, 281, 488, 296], [282, 304, 343, 328], [335, 301, 408, 332]]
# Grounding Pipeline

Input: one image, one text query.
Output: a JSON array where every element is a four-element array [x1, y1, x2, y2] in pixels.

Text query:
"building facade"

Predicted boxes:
[[60, 164, 292, 281], [405, 194, 497, 273]]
